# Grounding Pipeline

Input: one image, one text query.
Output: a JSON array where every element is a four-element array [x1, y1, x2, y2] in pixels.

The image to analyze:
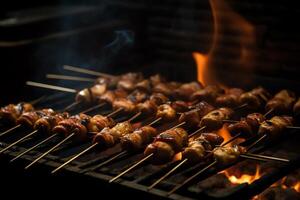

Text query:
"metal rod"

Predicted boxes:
[[0, 124, 21, 137], [0, 130, 38, 154], [287, 126, 300, 130], [80, 103, 106, 114], [147, 117, 162, 126], [245, 153, 289, 163], [46, 74, 95, 82], [264, 108, 274, 118], [220, 133, 242, 146], [170, 121, 186, 130], [25, 133, 75, 170], [26, 81, 77, 93], [10, 133, 58, 162], [246, 134, 267, 151], [240, 154, 269, 162], [64, 101, 81, 111], [148, 158, 188, 190], [188, 126, 206, 138], [63, 65, 115, 78], [127, 112, 142, 122], [88, 151, 128, 171], [233, 103, 248, 111], [167, 160, 217, 196], [109, 153, 153, 183], [51, 143, 98, 174], [106, 108, 123, 118]]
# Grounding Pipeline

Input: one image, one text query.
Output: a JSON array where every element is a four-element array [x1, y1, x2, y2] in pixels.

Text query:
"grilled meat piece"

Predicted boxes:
[[94, 76, 119, 89], [137, 100, 158, 117], [34, 112, 69, 133], [149, 93, 169, 106], [179, 109, 202, 129], [87, 115, 116, 132], [156, 104, 176, 121], [150, 74, 166, 85], [120, 126, 158, 152], [213, 145, 246, 165], [154, 128, 188, 152], [182, 133, 224, 163], [153, 82, 179, 97], [127, 90, 149, 104], [112, 98, 137, 114], [76, 84, 107, 104], [258, 116, 293, 139], [191, 85, 225, 103], [144, 128, 188, 165], [174, 82, 203, 101], [266, 90, 296, 115], [136, 79, 151, 93], [97, 90, 127, 105], [16, 109, 55, 128], [0, 102, 34, 124], [179, 101, 215, 129], [120, 72, 144, 82], [216, 88, 244, 107], [171, 101, 190, 112], [92, 121, 133, 148], [52, 114, 91, 141], [227, 113, 265, 138], [240, 87, 271, 110], [200, 108, 234, 130]]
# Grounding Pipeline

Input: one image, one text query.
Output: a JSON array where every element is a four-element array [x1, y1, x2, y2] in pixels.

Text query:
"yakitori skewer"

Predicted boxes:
[[0, 102, 35, 136], [6, 93, 172, 162], [0, 109, 66, 153], [148, 132, 225, 190], [109, 122, 188, 183], [51, 111, 150, 173], [167, 141, 289, 196], [9, 108, 121, 162]]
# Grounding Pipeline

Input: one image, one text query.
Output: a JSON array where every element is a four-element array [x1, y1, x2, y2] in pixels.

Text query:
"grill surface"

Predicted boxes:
[[0, 92, 300, 200]]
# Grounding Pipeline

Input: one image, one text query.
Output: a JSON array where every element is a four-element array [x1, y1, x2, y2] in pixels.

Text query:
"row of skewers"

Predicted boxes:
[[0, 66, 299, 196]]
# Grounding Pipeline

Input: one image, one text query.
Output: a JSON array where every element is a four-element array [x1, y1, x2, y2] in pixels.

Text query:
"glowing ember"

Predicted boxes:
[[173, 152, 182, 162], [293, 182, 300, 192], [220, 165, 261, 185]]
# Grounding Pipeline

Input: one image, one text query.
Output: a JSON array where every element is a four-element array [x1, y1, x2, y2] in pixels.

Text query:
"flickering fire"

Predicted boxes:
[[221, 165, 262, 185], [173, 152, 182, 162], [272, 176, 300, 193], [217, 126, 232, 145], [194, 0, 256, 86]]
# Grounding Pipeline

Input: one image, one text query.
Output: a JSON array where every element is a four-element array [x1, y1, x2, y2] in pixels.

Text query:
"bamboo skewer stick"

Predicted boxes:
[[10, 133, 59, 162], [26, 81, 77, 93], [24, 133, 75, 170], [0, 124, 21, 137], [0, 130, 38, 154], [63, 65, 115, 78], [46, 74, 95, 82]]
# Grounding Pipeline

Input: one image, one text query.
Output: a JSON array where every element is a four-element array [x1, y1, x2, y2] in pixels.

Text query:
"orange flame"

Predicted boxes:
[[194, 0, 256, 86], [173, 152, 182, 162], [271, 176, 300, 193], [221, 165, 261, 185], [217, 126, 232, 145]]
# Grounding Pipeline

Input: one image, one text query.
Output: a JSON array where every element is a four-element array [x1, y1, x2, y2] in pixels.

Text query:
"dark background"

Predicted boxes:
[[1, 0, 300, 103]]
